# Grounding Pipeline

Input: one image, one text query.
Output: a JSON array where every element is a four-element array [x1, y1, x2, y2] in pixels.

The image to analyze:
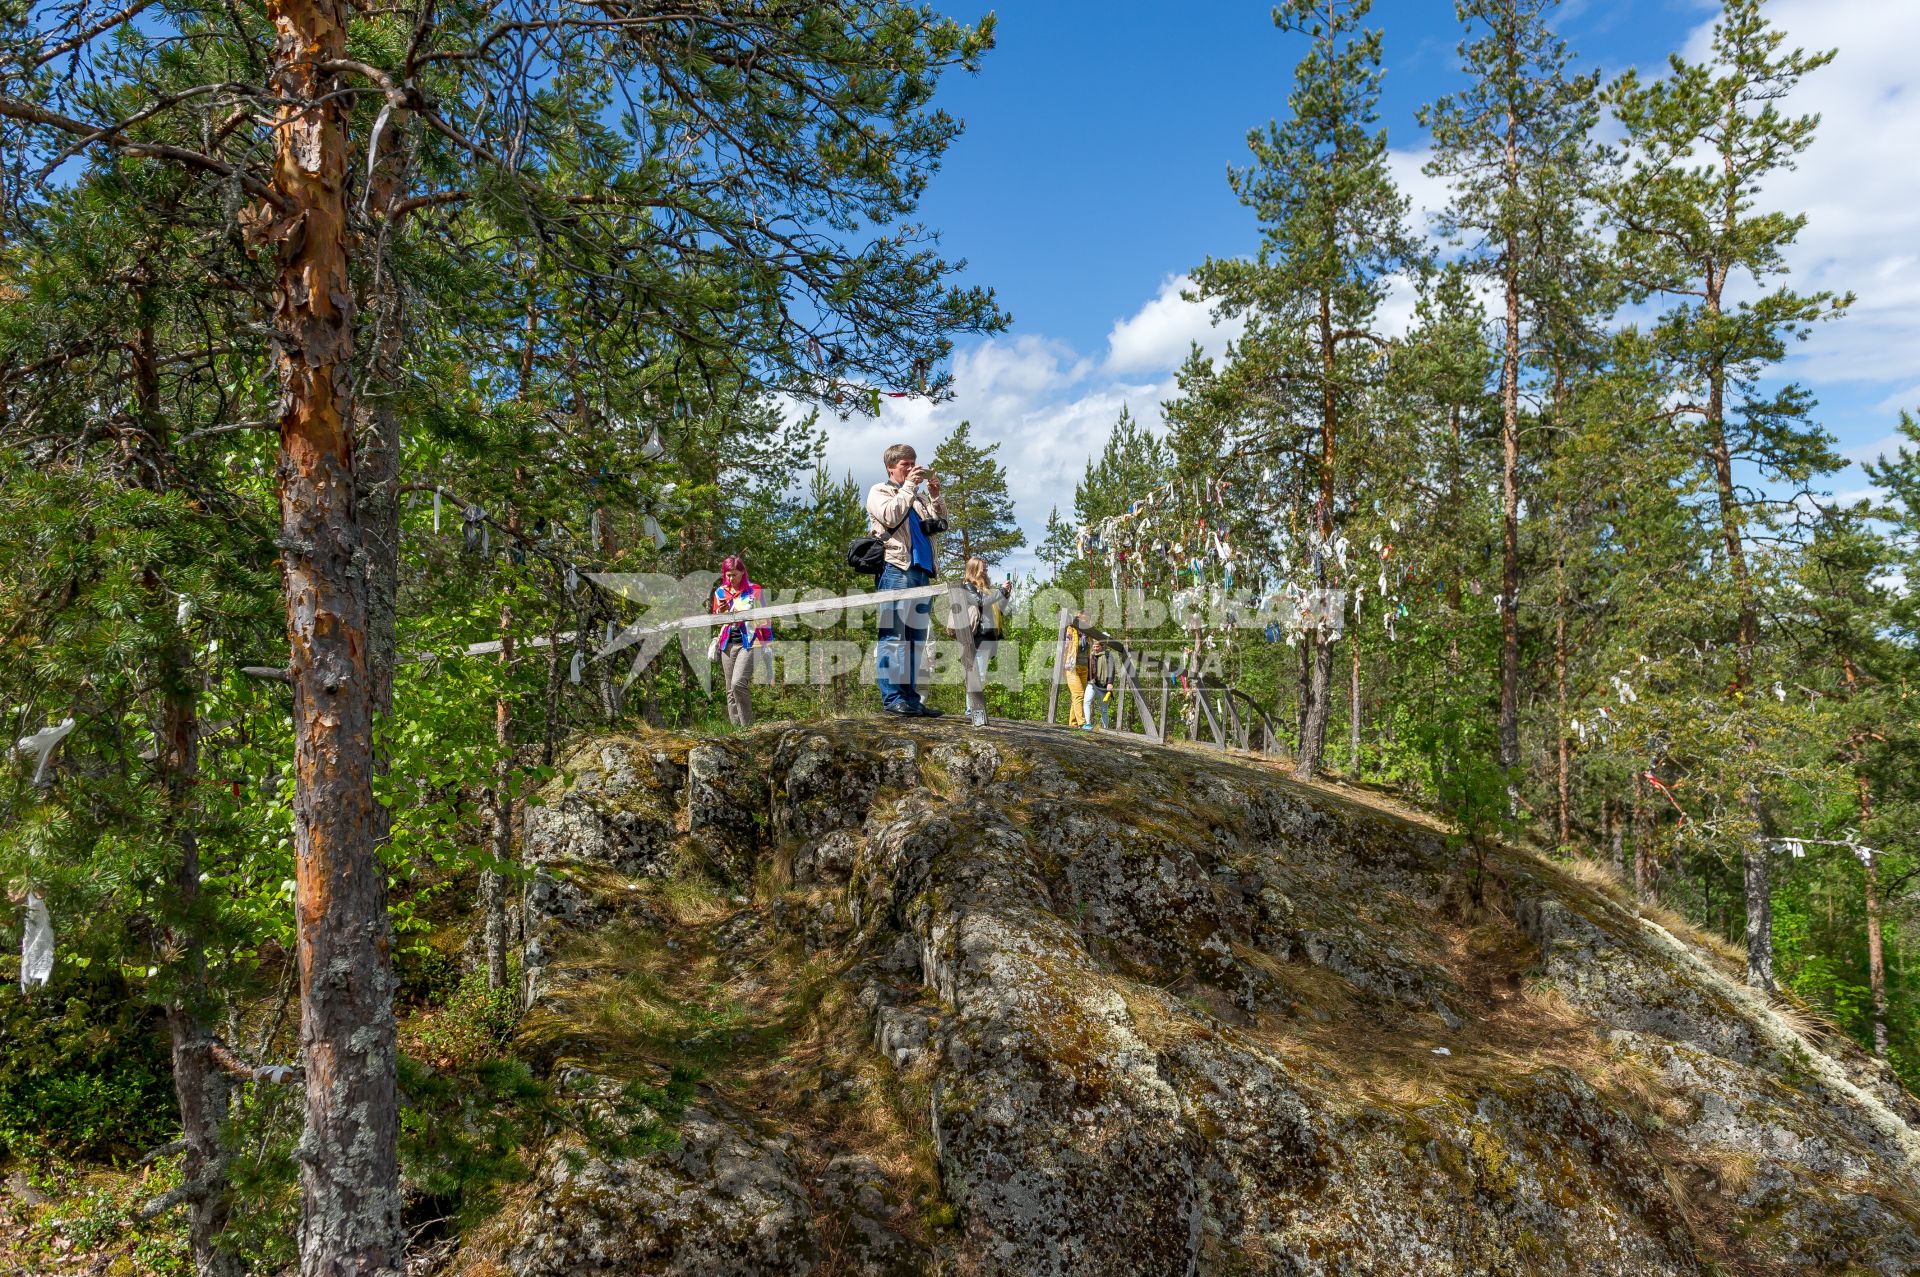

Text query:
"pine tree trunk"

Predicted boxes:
[[1498, 234, 1521, 777], [162, 686, 239, 1277], [1852, 763, 1887, 1056], [485, 603, 515, 991], [1295, 633, 1333, 781], [1865, 845, 1888, 1058], [133, 297, 238, 1277], [1632, 774, 1651, 901], [1294, 638, 1311, 752], [1554, 531, 1570, 849], [264, 0, 401, 1268], [1605, 800, 1625, 879], [1496, 51, 1523, 777], [1296, 284, 1338, 781], [1348, 633, 1361, 776], [542, 571, 563, 767], [356, 110, 408, 739], [1742, 805, 1774, 991]]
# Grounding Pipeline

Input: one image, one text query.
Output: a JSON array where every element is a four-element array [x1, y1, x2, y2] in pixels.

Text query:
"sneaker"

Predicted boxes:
[[1078, 724, 1094, 732]]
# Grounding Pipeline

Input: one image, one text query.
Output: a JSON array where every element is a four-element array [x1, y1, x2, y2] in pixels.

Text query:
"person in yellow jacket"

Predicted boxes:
[[1062, 615, 1091, 728]]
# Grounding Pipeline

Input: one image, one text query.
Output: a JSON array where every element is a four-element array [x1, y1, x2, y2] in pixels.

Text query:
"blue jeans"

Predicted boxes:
[[875, 563, 932, 709]]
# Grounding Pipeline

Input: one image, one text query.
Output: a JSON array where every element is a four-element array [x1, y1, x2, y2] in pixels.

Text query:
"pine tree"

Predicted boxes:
[[931, 420, 1026, 575], [1187, 0, 1416, 780], [1604, 0, 1849, 989], [1421, 0, 1603, 788], [1037, 506, 1082, 584], [3, 0, 1008, 1263], [1074, 406, 1172, 527]]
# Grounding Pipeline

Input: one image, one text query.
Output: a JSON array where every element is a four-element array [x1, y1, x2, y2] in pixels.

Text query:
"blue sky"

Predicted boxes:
[[919, 0, 1701, 348], [810, 0, 1920, 573]]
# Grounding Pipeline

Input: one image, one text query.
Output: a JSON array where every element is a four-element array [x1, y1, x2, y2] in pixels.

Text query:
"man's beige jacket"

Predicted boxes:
[[865, 481, 950, 573]]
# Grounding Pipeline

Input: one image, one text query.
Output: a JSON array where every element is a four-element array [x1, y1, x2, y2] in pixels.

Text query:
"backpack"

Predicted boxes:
[[975, 587, 1005, 643], [846, 488, 912, 576]]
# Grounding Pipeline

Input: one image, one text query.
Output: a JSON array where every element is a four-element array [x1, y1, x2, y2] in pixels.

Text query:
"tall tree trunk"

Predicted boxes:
[[484, 600, 514, 991], [1854, 756, 1888, 1057], [1742, 816, 1774, 990], [1703, 120, 1769, 988], [1554, 523, 1570, 849], [1632, 774, 1651, 902], [1294, 285, 1338, 782], [1498, 236, 1521, 777], [1298, 634, 1334, 779], [263, 0, 401, 1269], [1293, 638, 1311, 752], [1348, 632, 1361, 776], [162, 691, 239, 1277], [357, 111, 410, 749], [543, 565, 564, 767], [134, 287, 239, 1277], [1497, 67, 1522, 777]]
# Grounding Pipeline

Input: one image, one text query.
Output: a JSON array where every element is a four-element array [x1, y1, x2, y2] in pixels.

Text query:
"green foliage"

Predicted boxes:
[[398, 1055, 545, 1231], [0, 971, 178, 1161], [932, 420, 1027, 575], [408, 965, 525, 1070]]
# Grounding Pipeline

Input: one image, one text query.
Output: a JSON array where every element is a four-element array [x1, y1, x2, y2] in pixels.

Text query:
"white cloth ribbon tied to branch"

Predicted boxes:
[[20, 891, 53, 990], [17, 717, 75, 787]]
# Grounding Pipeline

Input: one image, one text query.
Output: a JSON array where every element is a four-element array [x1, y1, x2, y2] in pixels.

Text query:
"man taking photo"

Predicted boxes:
[[868, 443, 949, 716]]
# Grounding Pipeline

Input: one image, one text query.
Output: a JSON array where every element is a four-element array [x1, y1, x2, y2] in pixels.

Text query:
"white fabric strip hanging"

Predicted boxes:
[[20, 892, 53, 989], [433, 489, 442, 533], [16, 718, 74, 787]]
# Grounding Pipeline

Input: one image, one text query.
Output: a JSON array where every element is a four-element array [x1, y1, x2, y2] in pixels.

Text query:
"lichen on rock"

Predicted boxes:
[[461, 719, 1920, 1277]]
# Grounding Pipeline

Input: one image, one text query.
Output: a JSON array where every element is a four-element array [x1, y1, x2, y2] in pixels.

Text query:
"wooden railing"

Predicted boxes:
[[1046, 609, 1286, 759]]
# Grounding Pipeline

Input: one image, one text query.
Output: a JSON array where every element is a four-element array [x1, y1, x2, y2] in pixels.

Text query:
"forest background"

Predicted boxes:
[[0, 0, 1917, 1274]]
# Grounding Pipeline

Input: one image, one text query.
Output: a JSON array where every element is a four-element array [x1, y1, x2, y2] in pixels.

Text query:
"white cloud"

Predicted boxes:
[[1843, 431, 1911, 467], [1387, 146, 1451, 242], [806, 298, 1204, 576], [1103, 274, 1244, 374]]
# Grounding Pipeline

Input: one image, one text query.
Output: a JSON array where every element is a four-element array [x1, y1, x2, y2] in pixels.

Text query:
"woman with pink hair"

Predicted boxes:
[[710, 555, 771, 727]]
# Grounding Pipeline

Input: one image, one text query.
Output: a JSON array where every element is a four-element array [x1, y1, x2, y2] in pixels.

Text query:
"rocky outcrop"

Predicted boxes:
[[465, 719, 1920, 1277]]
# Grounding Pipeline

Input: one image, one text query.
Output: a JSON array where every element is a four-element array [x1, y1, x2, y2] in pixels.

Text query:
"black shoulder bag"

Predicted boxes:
[[846, 491, 912, 576]]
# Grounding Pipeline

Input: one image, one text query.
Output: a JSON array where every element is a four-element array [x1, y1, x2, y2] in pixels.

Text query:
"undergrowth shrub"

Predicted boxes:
[[0, 969, 177, 1161]]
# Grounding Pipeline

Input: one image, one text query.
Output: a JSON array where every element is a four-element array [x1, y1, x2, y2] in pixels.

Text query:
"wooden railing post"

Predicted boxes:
[[1047, 607, 1071, 726]]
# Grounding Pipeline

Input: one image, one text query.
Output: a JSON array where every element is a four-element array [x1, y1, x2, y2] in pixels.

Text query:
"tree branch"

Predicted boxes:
[[0, 93, 287, 209]]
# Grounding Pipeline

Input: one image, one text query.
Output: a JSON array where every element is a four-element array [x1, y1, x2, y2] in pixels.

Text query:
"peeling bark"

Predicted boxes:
[[263, 0, 401, 1269]]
